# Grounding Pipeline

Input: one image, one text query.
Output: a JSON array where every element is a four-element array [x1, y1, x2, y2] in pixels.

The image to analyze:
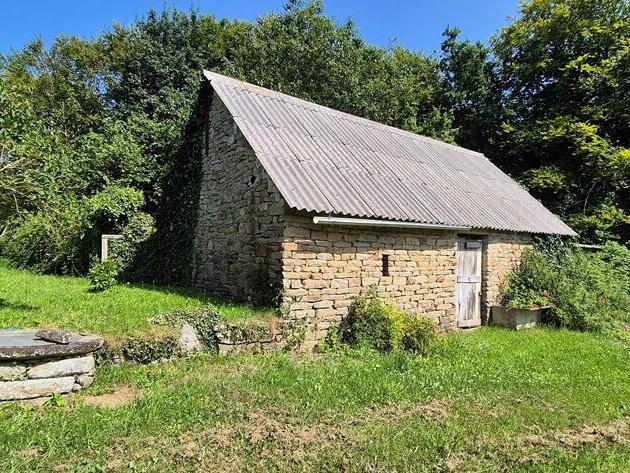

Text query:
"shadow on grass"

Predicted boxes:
[[0, 298, 39, 312], [120, 281, 277, 320]]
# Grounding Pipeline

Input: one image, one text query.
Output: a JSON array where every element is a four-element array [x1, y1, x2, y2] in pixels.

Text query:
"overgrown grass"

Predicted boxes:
[[1, 328, 630, 472], [0, 259, 274, 339]]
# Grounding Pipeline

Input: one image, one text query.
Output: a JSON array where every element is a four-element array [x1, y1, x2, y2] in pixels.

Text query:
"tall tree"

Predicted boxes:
[[229, 0, 452, 139], [0, 1, 452, 276], [490, 0, 630, 243], [439, 27, 502, 153]]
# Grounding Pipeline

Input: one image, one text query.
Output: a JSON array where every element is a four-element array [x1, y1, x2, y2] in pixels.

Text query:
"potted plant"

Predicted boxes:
[[491, 287, 551, 330]]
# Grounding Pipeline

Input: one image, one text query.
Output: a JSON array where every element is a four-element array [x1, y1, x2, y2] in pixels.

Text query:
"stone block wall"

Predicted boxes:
[[215, 319, 304, 355], [193, 92, 286, 301], [280, 216, 534, 347], [281, 215, 459, 348], [0, 355, 95, 404], [481, 233, 534, 318], [190, 94, 534, 341]]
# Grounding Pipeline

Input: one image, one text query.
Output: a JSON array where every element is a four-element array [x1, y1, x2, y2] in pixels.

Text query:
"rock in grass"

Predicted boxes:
[[35, 329, 71, 345], [75, 374, 94, 388], [0, 377, 75, 401], [178, 322, 203, 353]]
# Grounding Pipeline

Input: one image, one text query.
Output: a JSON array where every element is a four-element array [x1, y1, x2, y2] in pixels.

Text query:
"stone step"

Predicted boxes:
[[0, 377, 75, 401]]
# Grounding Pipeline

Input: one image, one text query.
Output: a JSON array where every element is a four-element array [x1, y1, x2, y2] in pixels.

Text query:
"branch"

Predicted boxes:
[[583, 180, 597, 213]]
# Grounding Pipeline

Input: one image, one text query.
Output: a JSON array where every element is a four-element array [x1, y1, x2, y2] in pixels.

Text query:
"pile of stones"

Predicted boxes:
[[0, 329, 103, 404]]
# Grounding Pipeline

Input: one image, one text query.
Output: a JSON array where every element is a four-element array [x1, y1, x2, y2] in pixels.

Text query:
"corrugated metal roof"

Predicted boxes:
[[204, 70, 577, 236]]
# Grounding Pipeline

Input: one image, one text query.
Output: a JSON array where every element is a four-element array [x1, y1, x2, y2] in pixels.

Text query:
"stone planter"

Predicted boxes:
[[490, 305, 545, 330], [0, 329, 103, 404]]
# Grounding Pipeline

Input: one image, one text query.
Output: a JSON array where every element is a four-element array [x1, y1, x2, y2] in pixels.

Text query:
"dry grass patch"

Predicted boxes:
[[94, 399, 452, 472], [16, 448, 40, 458], [81, 385, 139, 408], [360, 399, 450, 424], [522, 419, 630, 450], [443, 418, 630, 472]]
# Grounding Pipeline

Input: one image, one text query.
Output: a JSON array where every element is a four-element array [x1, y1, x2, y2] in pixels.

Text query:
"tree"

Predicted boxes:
[[229, 0, 452, 139], [2, 0, 629, 277], [439, 27, 502, 152], [0, 2, 452, 277], [489, 0, 630, 242]]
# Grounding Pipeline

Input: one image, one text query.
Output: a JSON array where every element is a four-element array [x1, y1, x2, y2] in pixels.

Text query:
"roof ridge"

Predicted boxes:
[[203, 70, 485, 159]]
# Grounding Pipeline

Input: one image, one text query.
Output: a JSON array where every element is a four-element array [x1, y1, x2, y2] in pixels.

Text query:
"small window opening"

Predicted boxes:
[[248, 175, 257, 186], [382, 254, 390, 276]]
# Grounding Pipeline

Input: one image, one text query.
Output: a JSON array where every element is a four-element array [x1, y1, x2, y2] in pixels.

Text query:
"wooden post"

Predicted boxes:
[[100, 234, 123, 261]]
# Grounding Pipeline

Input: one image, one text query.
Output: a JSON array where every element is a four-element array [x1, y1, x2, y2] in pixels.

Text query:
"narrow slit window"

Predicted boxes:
[[382, 254, 390, 276]]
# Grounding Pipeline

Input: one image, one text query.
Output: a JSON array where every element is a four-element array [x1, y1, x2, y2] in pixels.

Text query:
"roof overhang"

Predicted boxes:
[[312, 216, 471, 232]]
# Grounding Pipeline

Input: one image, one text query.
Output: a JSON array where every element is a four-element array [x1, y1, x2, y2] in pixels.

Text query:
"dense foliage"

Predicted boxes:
[[87, 257, 120, 292], [1, 0, 629, 279], [340, 288, 439, 354], [500, 241, 630, 332], [442, 0, 630, 243]]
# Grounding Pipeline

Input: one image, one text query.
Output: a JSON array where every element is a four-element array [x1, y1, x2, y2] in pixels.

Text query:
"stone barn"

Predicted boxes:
[[193, 71, 575, 343]]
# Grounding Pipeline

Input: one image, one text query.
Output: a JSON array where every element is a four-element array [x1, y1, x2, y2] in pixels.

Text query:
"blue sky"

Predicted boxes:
[[1, 0, 520, 56]]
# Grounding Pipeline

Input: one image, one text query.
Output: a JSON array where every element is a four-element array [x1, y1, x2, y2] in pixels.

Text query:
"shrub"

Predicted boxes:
[[402, 315, 439, 355], [1, 204, 90, 274], [499, 249, 556, 310], [108, 212, 155, 274], [341, 288, 438, 353], [1, 186, 151, 275], [341, 288, 404, 351], [120, 335, 178, 364], [320, 327, 344, 353], [600, 241, 630, 287], [88, 257, 120, 292], [501, 243, 630, 333]]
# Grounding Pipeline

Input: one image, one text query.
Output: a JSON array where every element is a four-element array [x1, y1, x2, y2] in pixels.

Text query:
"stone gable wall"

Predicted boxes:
[[192, 92, 286, 300]]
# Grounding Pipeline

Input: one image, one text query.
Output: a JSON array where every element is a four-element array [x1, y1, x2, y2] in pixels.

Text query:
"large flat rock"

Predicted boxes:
[[28, 355, 95, 379], [0, 330, 103, 360], [0, 377, 75, 401]]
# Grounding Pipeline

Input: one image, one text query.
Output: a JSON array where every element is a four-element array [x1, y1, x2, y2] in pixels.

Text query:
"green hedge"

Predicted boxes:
[[500, 241, 630, 332]]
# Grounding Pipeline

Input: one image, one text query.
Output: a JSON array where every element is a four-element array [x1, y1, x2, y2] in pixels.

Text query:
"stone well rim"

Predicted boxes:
[[0, 329, 103, 360]]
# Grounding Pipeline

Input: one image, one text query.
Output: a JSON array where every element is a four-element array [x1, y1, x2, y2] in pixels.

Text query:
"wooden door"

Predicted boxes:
[[456, 239, 482, 328]]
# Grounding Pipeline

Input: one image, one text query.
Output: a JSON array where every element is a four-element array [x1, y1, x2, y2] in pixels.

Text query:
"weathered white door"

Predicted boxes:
[[456, 239, 482, 328]]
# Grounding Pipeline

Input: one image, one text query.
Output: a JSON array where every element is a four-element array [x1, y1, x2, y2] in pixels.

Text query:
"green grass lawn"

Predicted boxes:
[[2, 263, 630, 471], [1, 328, 630, 472], [0, 260, 274, 339]]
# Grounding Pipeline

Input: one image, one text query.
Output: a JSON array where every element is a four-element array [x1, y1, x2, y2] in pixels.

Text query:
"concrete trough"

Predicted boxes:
[[490, 306, 546, 330]]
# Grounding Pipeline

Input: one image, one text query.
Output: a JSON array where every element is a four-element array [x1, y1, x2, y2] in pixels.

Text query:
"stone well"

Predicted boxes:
[[0, 329, 103, 404]]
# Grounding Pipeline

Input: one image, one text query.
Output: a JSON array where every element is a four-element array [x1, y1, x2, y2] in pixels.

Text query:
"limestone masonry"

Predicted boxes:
[[192, 92, 537, 347], [0, 330, 102, 404], [193, 91, 285, 301]]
